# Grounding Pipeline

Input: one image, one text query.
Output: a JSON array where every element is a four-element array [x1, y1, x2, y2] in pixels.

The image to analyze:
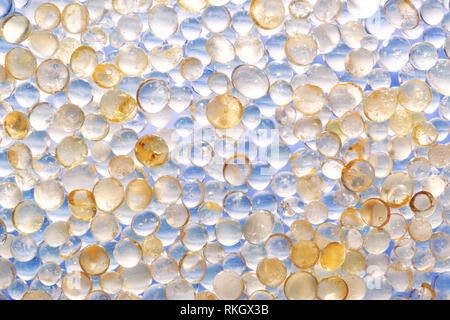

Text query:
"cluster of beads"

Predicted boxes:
[[0, 0, 448, 300]]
